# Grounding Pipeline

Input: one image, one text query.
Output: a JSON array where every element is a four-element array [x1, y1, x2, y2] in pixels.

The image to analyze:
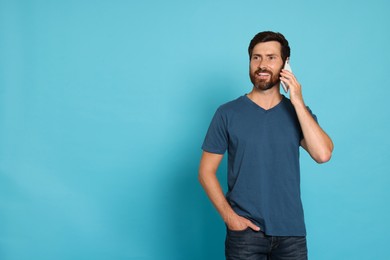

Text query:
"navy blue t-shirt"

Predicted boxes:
[[202, 95, 317, 236]]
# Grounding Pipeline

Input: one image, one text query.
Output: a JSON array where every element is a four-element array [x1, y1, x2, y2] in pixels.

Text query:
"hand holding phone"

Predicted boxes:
[[280, 58, 292, 93]]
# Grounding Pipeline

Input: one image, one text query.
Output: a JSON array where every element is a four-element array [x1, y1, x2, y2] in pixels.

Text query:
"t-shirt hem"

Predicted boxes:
[[201, 146, 225, 155]]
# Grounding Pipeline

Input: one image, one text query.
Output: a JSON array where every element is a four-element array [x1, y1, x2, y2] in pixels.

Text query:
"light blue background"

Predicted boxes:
[[1, 0, 389, 259]]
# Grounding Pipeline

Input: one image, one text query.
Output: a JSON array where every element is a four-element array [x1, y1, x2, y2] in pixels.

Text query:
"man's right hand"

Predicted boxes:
[[226, 213, 261, 232], [198, 151, 261, 233]]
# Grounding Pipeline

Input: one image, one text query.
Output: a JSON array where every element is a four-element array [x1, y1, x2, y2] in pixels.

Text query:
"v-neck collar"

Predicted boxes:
[[243, 94, 285, 112]]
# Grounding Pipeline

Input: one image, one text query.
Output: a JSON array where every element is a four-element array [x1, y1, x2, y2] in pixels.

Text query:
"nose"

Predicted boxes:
[[258, 64, 268, 72], [257, 60, 268, 70]]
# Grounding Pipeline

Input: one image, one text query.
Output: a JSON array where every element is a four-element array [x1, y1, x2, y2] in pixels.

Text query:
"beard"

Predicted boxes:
[[250, 68, 281, 91]]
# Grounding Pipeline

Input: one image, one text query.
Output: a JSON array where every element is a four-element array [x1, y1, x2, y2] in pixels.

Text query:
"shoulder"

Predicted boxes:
[[281, 96, 317, 121], [281, 95, 294, 109], [278, 96, 296, 116], [217, 95, 247, 114]]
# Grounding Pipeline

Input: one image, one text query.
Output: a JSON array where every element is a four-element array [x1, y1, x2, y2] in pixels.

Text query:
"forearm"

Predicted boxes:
[[294, 102, 333, 163], [198, 169, 236, 223], [198, 152, 260, 230], [280, 68, 333, 163]]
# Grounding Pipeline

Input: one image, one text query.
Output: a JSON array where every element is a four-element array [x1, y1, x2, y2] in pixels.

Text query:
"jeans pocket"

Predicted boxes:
[[227, 227, 251, 234], [225, 228, 269, 258]]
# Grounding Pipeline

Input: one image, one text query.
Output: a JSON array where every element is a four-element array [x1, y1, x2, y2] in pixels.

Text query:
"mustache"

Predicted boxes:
[[255, 68, 273, 75]]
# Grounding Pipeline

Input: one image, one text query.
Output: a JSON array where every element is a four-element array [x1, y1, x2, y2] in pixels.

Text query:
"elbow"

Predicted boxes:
[[198, 170, 207, 187], [198, 168, 217, 189], [313, 140, 334, 164], [315, 153, 332, 164], [198, 172, 203, 185], [314, 147, 333, 164]]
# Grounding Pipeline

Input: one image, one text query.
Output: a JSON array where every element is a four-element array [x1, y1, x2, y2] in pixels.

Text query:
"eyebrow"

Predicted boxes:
[[252, 53, 279, 58], [253, 53, 279, 57]]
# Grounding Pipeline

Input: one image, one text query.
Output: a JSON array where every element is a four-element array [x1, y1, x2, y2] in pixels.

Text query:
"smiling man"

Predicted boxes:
[[199, 31, 333, 260]]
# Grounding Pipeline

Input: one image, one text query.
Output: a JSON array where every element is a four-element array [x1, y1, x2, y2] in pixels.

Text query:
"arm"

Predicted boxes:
[[280, 70, 334, 163], [198, 151, 260, 231]]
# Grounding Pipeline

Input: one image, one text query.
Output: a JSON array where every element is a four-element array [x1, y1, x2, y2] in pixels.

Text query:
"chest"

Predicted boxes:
[[227, 108, 302, 150]]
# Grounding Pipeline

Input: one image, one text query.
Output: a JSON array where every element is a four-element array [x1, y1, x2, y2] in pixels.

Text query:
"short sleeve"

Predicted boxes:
[[201, 108, 228, 154], [306, 106, 318, 123]]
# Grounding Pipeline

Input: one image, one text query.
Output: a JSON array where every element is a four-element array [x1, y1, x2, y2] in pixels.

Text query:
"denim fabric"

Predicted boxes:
[[225, 228, 307, 260]]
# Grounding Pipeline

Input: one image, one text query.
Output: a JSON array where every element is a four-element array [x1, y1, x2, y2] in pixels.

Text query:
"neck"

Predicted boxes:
[[247, 86, 283, 110]]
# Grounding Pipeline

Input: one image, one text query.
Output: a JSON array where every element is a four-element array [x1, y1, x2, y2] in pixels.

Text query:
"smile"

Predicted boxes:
[[257, 72, 271, 79]]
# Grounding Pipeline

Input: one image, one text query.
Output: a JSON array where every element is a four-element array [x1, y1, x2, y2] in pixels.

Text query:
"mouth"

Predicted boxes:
[[256, 72, 271, 80]]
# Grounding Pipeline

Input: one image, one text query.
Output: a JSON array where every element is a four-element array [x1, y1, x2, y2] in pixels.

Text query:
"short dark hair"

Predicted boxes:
[[248, 31, 290, 62]]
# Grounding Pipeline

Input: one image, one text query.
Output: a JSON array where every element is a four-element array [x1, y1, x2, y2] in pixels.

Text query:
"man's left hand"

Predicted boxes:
[[280, 69, 304, 107]]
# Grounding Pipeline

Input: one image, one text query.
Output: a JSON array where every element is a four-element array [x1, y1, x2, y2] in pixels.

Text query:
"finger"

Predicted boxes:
[[246, 220, 261, 231], [280, 70, 294, 77], [280, 76, 289, 83], [280, 71, 297, 83], [280, 75, 299, 90], [280, 76, 292, 86]]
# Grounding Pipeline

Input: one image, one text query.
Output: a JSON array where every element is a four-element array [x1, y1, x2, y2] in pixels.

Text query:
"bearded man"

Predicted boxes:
[[199, 31, 333, 260]]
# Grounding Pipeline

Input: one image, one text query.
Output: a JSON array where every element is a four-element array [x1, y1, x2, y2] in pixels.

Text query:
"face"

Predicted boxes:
[[249, 41, 284, 91]]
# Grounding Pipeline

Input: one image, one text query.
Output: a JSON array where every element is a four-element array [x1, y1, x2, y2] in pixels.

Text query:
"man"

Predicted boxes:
[[198, 31, 333, 260]]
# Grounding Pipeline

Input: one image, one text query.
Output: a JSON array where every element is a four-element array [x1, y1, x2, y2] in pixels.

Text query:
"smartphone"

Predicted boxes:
[[280, 58, 292, 93]]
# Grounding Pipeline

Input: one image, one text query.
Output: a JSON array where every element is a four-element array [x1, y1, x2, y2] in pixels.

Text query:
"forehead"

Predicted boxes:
[[252, 41, 282, 55]]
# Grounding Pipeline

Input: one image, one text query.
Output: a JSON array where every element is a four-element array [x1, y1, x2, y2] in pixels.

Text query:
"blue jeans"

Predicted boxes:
[[225, 228, 308, 260]]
